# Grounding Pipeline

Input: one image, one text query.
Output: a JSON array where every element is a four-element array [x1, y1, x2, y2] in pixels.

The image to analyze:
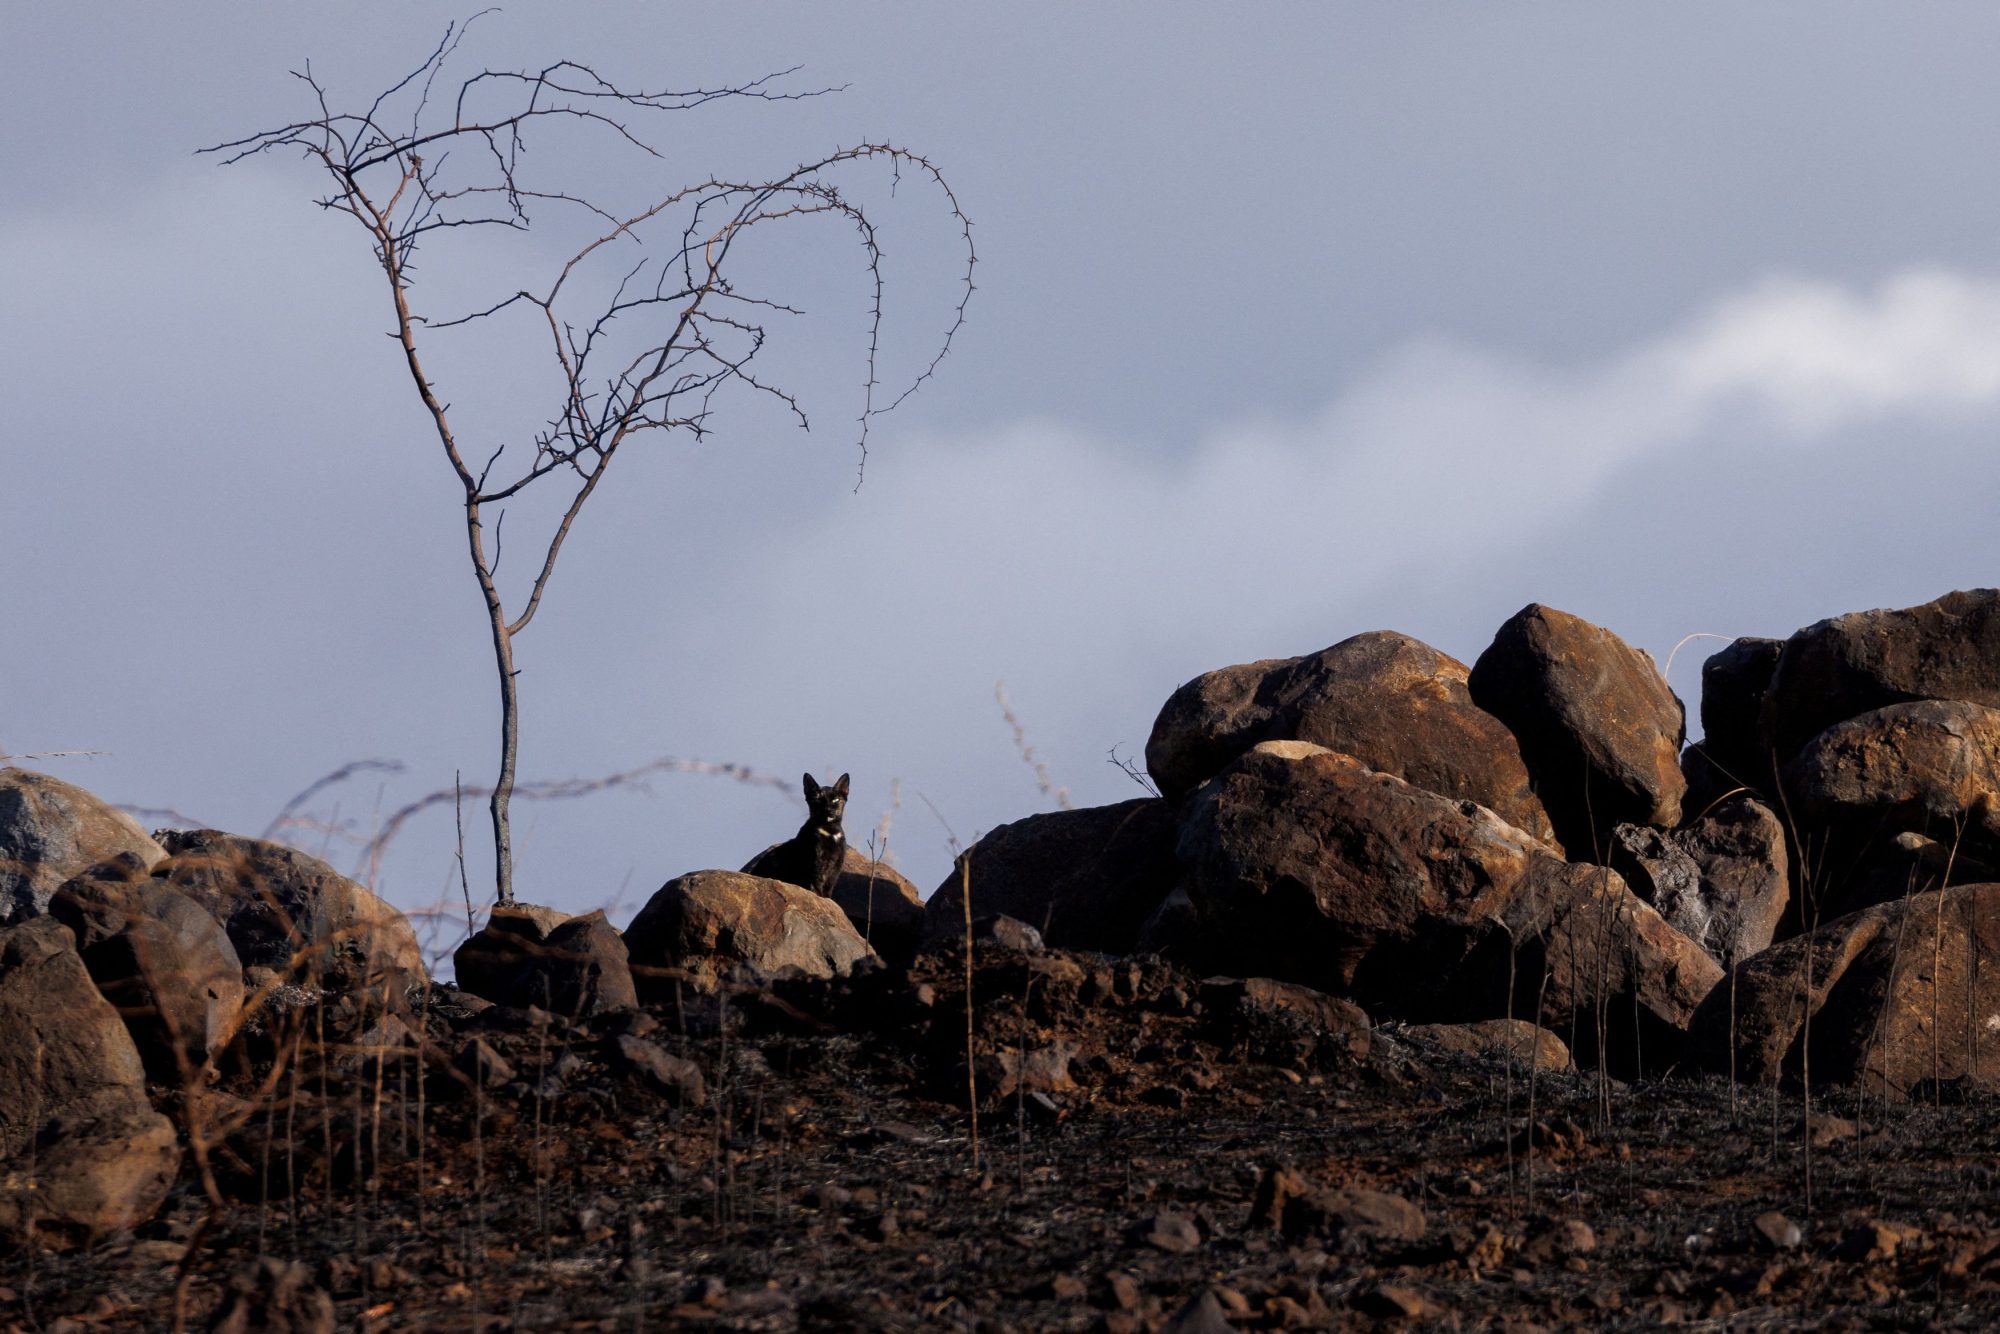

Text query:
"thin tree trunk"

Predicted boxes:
[[475, 500, 520, 907]]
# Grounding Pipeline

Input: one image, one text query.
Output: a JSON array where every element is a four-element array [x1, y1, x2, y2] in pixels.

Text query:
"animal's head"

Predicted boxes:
[[804, 772, 850, 829]]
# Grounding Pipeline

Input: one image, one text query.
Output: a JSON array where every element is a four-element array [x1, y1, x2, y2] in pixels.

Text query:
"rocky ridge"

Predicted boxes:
[[4, 587, 2000, 1327]]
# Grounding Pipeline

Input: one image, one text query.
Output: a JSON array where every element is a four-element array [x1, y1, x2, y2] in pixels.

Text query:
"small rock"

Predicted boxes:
[[1160, 1288, 1237, 1333], [451, 1037, 515, 1091], [1040, 1273, 1087, 1301], [1282, 1187, 1426, 1245], [1551, 1219, 1597, 1255], [1837, 1220, 1904, 1263], [208, 1257, 335, 1334], [971, 914, 1045, 953], [1753, 1211, 1802, 1252], [610, 1035, 707, 1106], [1100, 1272, 1143, 1310], [1354, 1283, 1435, 1320], [1248, 1163, 1308, 1230], [1134, 1208, 1203, 1253]]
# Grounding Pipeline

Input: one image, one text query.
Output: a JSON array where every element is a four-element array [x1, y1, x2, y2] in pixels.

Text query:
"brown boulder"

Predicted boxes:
[[1763, 588, 2000, 766], [624, 870, 875, 986], [1686, 881, 2000, 1097], [1467, 604, 1686, 854], [1783, 700, 2000, 861], [0, 768, 166, 924], [923, 799, 1179, 955], [827, 847, 926, 965], [1145, 632, 1556, 842], [1176, 743, 1719, 1067], [154, 830, 425, 998], [50, 854, 247, 1082], [1168, 740, 1720, 1064], [0, 917, 180, 1250]]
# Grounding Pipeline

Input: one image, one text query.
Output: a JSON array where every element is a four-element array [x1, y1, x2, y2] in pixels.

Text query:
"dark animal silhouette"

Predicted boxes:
[[742, 772, 849, 897]]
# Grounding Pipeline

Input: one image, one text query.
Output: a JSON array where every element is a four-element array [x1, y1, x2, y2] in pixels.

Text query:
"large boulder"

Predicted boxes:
[[826, 847, 926, 965], [1686, 882, 2000, 1098], [1782, 700, 2000, 861], [1671, 795, 1790, 963], [1467, 605, 1686, 855], [1608, 796, 1789, 967], [1762, 588, 2000, 767], [1693, 636, 1785, 793], [1176, 743, 1720, 1067], [451, 905, 635, 1016], [1605, 826, 1708, 953], [624, 870, 875, 987], [922, 799, 1180, 955], [0, 769, 166, 925], [153, 830, 424, 998], [49, 853, 247, 1082], [0, 917, 180, 1250], [1145, 632, 1556, 843]]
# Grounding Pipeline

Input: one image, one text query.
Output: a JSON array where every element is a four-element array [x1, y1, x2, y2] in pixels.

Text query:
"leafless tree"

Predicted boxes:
[[205, 17, 974, 904]]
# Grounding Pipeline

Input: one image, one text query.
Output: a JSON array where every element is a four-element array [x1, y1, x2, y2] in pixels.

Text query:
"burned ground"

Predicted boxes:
[[6, 938, 2000, 1332]]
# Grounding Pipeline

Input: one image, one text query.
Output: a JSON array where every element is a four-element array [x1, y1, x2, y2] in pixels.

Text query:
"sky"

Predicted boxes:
[[5, 5, 1999, 949]]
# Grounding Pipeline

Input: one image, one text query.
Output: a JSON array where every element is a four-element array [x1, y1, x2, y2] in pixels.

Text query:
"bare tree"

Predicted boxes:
[[205, 18, 974, 905]]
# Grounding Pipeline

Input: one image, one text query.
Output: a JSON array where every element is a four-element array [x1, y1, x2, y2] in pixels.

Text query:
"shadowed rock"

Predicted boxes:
[[1695, 636, 1785, 793], [826, 848, 926, 966], [923, 799, 1180, 955], [1176, 743, 1718, 1069], [1468, 604, 1686, 855], [1610, 798, 1788, 967], [0, 768, 166, 925], [0, 917, 180, 1250], [1762, 588, 2000, 765], [624, 870, 875, 989], [1198, 976, 1374, 1065], [1671, 795, 1790, 962], [1686, 881, 2000, 1098], [1397, 1018, 1572, 1071], [50, 853, 247, 1082], [1145, 631, 1556, 844], [452, 904, 571, 1001], [153, 830, 425, 999], [452, 905, 636, 1017]]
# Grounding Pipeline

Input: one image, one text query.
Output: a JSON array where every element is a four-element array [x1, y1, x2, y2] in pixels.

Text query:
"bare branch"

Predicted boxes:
[[210, 22, 973, 906]]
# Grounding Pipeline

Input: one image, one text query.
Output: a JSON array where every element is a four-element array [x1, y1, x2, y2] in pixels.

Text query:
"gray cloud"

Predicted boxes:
[[8, 7, 2000, 926]]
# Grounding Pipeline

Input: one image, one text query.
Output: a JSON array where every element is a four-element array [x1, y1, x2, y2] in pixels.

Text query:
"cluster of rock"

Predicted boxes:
[[0, 767, 929, 1250], [2, 586, 1996, 1253], [920, 588, 2000, 1093]]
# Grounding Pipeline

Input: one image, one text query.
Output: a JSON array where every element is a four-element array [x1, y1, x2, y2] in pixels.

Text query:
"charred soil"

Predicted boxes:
[[5, 940, 2000, 1331]]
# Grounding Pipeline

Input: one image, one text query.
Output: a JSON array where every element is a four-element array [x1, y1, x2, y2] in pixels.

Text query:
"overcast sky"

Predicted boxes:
[[5, 5, 1998, 943]]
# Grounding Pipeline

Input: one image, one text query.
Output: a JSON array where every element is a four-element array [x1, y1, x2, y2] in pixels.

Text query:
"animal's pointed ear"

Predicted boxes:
[[833, 773, 850, 797], [802, 773, 820, 799]]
